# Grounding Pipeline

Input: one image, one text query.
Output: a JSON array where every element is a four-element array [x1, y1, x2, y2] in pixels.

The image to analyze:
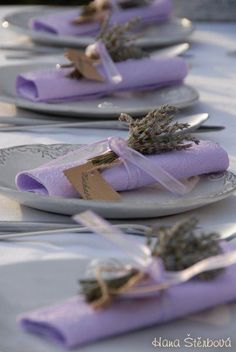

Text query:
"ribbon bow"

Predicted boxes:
[[63, 136, 198, 197], [75, 210, 236, 309]]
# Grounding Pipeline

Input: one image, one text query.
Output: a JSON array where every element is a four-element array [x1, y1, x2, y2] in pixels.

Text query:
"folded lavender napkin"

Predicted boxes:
[[16, 140, 229, 198], [30, 0, 172, 36], [16, 55, 187, 103], [19, 252, 236, 349]]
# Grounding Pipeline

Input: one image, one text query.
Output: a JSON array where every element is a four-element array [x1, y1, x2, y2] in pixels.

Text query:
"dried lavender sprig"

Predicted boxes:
[[91, 105, 199, 166], [150, 217, 224, 280], [96, 17, 147, 62], [80, 268, 139, 304], [79, 217, 224, 306], [67, 17, 147, 80]]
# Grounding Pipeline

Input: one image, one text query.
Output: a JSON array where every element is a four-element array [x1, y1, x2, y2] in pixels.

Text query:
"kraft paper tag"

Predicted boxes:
[[65, 49, 104, 82], [64, 161, 121, 202]]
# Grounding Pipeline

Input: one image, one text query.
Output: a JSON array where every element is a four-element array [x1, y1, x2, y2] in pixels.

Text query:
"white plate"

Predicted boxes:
[[1, 258, 236, 352], [2, 7, 194, 49], [0, 144, 235, 219], [0, 62, 199, 118]]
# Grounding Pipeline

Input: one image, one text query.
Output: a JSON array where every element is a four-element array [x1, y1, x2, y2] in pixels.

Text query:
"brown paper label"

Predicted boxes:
[[65, 49, 104, 82], [64, 161, 121, 202]]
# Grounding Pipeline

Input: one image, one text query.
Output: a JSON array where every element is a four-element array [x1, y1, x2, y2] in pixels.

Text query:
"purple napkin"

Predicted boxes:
[[16, 56, 187, 103], [16, 140, 229, 198], [19, 252, 236, 349], [30, 0, 172, 36]]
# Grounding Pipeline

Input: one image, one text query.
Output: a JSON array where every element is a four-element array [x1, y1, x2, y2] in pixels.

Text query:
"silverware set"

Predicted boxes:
[[0, 41, 224, 134], [0, 220, 235, 242], [0, 113, 224, 133]]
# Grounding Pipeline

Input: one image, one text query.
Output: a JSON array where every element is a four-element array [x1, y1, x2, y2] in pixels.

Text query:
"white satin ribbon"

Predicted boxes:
[[75, 210, 236, 298], [108, 136, 196, 195], [59, 136, 196, 196], [86, 41, 123, 84], [74, 210, 151, 270]]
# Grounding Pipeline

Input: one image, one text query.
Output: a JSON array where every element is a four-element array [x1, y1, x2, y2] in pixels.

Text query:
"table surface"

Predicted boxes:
[[173, 0, 236, 21], [0, 6, 236, 352]]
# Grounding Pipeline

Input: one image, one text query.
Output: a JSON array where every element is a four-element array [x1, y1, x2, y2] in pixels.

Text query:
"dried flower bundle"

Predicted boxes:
[[65, 18, 146, 80], [79, 217, 224, 308], [80, 267, 141, 308], [91, 105, 199, 167], [149, 217, 223, 280], [97, 17, 147, 62]]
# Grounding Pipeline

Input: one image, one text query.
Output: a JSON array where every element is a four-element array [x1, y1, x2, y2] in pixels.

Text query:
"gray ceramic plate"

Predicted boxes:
[[0, 63, 199, 118], [0, 144, 235, 219], [2, 7, 194, 48], [1, 258, 236, 352]]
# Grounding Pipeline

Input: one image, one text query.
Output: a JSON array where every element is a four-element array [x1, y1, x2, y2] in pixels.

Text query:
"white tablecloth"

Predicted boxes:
[[0, 15, 235, 222], [0, 6, 236, 352]]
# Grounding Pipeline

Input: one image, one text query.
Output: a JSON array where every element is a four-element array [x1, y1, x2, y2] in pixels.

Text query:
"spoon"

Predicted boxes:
[[151, 43, 190, 58], [0, 113, 209, 133]]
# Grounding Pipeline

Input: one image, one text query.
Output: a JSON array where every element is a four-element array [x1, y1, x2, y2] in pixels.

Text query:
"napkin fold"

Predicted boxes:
[[16, 56, 187, 103], [19, 257, 236, 349], [16, 140, 229, 198], [30, 0, 172, 36]]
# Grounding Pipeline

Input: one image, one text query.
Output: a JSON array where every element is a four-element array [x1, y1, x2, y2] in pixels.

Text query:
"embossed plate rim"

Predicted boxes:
[[0, 62, 199, 118], [2, 6, 194, 48], [0, 144, 235, 219]]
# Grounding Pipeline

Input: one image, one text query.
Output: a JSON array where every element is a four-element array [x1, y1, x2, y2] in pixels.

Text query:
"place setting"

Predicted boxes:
[[0, 1, 236, 351], [0, 105, 234, 218], [0, 16, 230, 218], [2, 0, 194, 49], [0, 16, 198, 118], [2, 212, 236, 352]]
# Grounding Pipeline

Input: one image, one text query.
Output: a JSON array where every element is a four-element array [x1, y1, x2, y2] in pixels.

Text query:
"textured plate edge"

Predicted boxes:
[[0, 86, 199, 118], [0, 142, 235, 206], [3, 7, 194, 48]]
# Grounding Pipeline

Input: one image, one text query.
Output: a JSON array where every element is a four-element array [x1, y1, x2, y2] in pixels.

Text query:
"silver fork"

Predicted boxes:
[[0, 120, 130, 132], [0, 221, 77, 233], [0, 121, 224, 133]]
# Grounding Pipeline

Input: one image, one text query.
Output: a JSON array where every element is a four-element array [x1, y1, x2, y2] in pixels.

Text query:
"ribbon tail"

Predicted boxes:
[[123, 148, 193, 195], [47, 139, 110, 169], [95, 41, 123, 84], [109, 137, 195, 195], [74, 210, 152, 269]]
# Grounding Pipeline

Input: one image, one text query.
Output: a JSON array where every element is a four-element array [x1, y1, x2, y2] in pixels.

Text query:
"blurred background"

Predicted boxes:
[[0, 0, 235, 21], [0, 1, 86, 4]]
